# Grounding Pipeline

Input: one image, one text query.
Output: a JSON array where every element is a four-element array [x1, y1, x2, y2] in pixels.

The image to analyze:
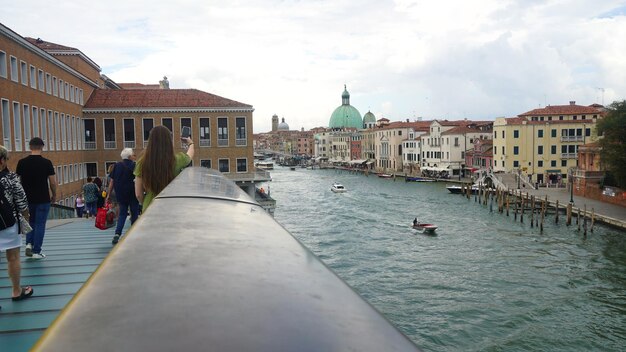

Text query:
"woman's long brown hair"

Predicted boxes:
[[139, 125, 175, 195]]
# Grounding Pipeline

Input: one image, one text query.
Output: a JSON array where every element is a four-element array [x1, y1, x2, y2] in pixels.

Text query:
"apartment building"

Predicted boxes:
[[492, 101, 604, 184], [1, 22, 260, 205]]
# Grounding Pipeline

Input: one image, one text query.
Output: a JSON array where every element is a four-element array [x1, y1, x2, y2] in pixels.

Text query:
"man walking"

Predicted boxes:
[[16, 138, 57, 259], [107, 148, 139, 245]]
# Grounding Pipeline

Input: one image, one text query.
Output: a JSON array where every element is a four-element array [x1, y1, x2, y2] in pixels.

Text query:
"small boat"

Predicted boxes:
[[290, 166, 296, 171], [446, 184, 479, 194], [255, 161, 274, 170], [412, 222, 438, 233], [331, 183, 347, 193], [406, 176, 435, 182], [378, 173, 393, 178]]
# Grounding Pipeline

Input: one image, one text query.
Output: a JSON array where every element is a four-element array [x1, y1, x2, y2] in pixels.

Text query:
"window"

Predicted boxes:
[[64, 82, 69, 99], [23, 104, 30, 150], [551, 145, 556, 154], [47, 110, 54, 150], [236, 158, 247, 173], [218, 117, 228, 146], [235, 117, 246, 146], [123, 118, 135, 148], [59, 79, 64, 99], [38, 70, 44, 91], [199, 117, 210, 146], [538, 160, 543, 167], [162, 117, 173, 132], [502, 146, 505, 155], [551, 160, 556, 167], [538, 146, 543, 155], [142, 118, 154, 146], [32, 107, 39, 138], [52, 77, 58, 96], [513, 146, 519, 155], [79, 89, 84, 105], [61, 113, 66, 150], [180, 117, 191, 147], [20, 61, 27, 85], [10, 56, 18, 82], [46, 73, 52, 94], [513, 160, 519, 167], [84, 119, 96, 149], [54, 112, 60, 150], [513, 130, 519, 138], [29, 65, 36, 88], [585, 128, 591, 137], [561, 160, 567, 167], [0, 51, 6, 78], [13, 102, 22, 151], [200, 160, 211, 168], [218, 158, 229, 173], [1, 99, 10, 149], [537, 129, 543, 138], [104, 119, 116, 149], [69, 84, 74, 102], [86, 162, 98, 177]]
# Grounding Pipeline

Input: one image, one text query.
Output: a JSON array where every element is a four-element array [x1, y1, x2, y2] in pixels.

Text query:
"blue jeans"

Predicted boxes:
[[115, 200, 140, 235], [86, 201, 97, 217], [26, 202, 51, 254]]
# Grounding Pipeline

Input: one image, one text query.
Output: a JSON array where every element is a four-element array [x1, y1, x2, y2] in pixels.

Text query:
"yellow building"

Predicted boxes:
[[493, 101, 604, 185]]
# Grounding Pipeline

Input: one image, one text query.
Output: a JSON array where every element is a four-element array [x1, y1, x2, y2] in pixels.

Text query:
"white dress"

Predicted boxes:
[[0, 223, 20, 251]]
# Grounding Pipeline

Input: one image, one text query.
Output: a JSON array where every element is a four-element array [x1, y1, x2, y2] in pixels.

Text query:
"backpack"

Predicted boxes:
[[0, 174, 17, 230]]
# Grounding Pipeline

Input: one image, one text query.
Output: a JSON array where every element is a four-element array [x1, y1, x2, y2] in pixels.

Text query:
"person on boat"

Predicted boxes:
[[413, 217, 419, 226]]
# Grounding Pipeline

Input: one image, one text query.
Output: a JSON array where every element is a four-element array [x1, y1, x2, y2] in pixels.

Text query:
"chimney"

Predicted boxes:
[[569, 101, 575, 105]]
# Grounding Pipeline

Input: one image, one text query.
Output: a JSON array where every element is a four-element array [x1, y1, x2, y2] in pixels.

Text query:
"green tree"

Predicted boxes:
[[596, 100, 626, 188]]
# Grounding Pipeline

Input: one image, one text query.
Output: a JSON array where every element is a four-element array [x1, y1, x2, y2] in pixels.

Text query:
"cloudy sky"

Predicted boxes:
[[3, 1, 625, 132]]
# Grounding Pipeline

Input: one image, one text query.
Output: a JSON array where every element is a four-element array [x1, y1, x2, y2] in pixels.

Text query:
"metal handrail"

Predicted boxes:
[[33, 167, 421, 352]]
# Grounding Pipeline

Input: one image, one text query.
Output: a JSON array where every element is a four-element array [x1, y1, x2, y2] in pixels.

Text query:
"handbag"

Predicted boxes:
[[95, 201, 116, 230]]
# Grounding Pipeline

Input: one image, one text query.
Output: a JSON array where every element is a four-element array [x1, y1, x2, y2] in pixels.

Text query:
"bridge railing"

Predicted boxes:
[[33, 167, 421, 352]]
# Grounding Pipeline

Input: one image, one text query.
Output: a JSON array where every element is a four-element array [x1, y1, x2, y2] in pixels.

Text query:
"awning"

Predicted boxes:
[[349, 159, 367, 164], [421, 166, 448, 172], [545, 169, 561, 173]]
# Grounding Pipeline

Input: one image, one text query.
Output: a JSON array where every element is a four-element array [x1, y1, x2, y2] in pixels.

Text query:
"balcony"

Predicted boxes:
[[561, 153, 577, 159], [199, 139, 211, 147], [561, 135, 583, 142], [104, 141, 116, 149], [218, 138, 228, 146], [236, 138, 247, 146], [84, 141, 96, 150], [124, 141, 135, 148]]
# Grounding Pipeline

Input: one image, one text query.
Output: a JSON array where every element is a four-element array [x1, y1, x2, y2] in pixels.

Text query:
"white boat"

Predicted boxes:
[[412, 222, 438, 234], [331, 183, 347, 193], [255, 161, 274, 170]]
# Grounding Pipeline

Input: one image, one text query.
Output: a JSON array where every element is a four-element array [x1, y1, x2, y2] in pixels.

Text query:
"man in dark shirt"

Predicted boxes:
[[107, 148, 139, 245], [16, 138, 57, 259]]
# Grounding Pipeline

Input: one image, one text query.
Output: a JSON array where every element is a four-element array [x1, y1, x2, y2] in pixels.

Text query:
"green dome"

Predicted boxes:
[[329, 85, 362, 129], [363, 110, 376, 123]]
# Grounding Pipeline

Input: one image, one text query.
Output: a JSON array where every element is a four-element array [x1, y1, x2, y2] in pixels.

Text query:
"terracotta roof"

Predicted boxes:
[[376, 120, 432, 131], [118, 83, 161, 90], [84, 89, 252, 109], [519, 104, 603, 117], [25, 37, 77, 51], [441, 125, 492, 135]]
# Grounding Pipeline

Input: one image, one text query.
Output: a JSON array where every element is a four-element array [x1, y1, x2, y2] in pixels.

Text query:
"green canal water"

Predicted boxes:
[[270, 167, 626, 352]]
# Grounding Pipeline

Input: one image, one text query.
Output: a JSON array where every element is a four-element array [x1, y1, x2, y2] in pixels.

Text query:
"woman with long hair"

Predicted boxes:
[[134, 125, 194, 212]]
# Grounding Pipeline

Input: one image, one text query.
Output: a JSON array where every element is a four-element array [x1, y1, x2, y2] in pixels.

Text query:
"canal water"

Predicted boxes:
[[269, 167, 626, 352]]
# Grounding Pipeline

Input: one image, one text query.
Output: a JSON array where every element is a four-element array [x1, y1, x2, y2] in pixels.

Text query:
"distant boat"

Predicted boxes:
[[290, 166, 296, 171], [446, 185, 480, 194], [412, 222, 438, 234], [331, 183, 347, 193], [406, 176, 435, 182], [378, 173, 393, 178], [255, 161, 274, 170]]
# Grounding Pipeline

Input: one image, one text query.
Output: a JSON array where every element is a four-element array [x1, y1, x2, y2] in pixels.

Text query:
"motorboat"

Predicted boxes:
[[378, 173, 393, 178], [406, 176, 435, 182], [331, 183, 347, 193], [446, 184, 479, 194], [255, 161, 274, 170], [412, 222, 438, 234]]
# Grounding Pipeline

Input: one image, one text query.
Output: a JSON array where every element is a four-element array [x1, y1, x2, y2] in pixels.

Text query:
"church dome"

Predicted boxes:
[[278, 117, 290, 131], [363, 110, 376, 124], [329, 85, 362, 129]]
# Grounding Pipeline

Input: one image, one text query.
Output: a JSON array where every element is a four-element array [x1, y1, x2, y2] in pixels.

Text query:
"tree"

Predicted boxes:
[[596, 100, 626, 188]]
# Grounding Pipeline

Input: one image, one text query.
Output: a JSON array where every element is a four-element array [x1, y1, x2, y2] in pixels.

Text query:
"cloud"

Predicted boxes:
[[3, 0, 625, 132]]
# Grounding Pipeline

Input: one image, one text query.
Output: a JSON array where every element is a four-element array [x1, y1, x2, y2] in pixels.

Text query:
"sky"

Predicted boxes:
[[2, 0, 625, 132]]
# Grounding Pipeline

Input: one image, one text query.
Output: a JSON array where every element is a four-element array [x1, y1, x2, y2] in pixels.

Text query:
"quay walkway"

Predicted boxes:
[[0, 218, 118, 352]]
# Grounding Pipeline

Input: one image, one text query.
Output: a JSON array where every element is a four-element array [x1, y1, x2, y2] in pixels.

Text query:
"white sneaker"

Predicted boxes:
[[25, 244, 33, 257], [31, 253, 46, 259]]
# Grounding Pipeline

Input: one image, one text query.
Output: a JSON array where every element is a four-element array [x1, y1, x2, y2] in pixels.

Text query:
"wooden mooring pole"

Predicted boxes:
[[530, 196, 535, 228], [591, 208, 595, 233], [566, 203, 572, 226], [555, 200, 559, 224], [583, 204, 588, 237]]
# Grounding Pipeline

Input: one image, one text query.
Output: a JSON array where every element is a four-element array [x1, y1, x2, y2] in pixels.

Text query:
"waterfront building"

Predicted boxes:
[[373, 120, 431, 172], [465, 138, 494, 172], [1, 22, 264, 204], [492, 101, 604, 185], [329, 85, 362, 129], [402, 123, 430, 174]]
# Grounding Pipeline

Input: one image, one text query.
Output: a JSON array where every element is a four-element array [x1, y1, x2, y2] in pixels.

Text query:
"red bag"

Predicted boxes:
[[95, 206, 108, 230], [95, 202, 116, 230]]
